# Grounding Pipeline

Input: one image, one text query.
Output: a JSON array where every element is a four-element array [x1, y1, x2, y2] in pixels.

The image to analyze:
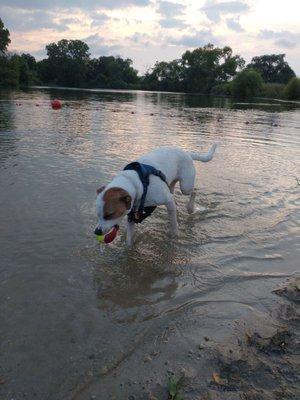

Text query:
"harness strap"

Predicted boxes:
[[123, 161, 168, 224]]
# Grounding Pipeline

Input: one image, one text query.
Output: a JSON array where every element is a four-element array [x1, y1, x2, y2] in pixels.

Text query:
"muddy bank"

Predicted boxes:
[[63, 276, 299, 400]]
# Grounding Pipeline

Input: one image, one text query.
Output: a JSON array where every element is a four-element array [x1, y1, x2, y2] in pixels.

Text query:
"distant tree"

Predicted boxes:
[[261, 83, 285, 99], [142, 44, 244, 93], [284, 77, 300, 100], [231, 68, 264, 98], [0, 18, 11, 53], [181, 44, 245, 93], [46, 39, 90, 61], [19, 53, 39, 85], [44, 39, 90, 86], [247, 54, 295, 84], [86, 56, 139, 88], [0, 26, 40, 88], [0, 54, 20, 87], [20, 53, 36, 70], [143, 60, 183, 91], [36, 59, 53, 83]]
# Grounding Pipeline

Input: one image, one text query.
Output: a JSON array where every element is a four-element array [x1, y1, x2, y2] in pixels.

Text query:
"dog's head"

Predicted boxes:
[[94, 186, 132, 235]]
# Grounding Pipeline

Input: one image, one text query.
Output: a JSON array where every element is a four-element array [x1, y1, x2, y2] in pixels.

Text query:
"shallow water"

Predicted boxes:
[[0, 88, 299, 399]]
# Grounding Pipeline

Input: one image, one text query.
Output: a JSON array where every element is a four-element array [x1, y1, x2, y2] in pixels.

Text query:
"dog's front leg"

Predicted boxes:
[[166, 198, 179, 238], [126, 221, 136, 247]]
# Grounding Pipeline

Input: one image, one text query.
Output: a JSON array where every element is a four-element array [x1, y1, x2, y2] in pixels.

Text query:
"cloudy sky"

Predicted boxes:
[[1, 0, 299, 74]]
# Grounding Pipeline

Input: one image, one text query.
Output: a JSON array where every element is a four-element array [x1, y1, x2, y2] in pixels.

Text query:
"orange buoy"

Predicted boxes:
[[51, 99, 62, 109]]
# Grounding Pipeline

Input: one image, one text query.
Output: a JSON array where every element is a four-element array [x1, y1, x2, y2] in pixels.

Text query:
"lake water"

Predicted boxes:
[[0, 88, 299, 400]]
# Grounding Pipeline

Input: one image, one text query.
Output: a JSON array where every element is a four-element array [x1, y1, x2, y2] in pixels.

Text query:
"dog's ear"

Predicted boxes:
[[120, 194, 132, 210], [96, 185, 106, 195]]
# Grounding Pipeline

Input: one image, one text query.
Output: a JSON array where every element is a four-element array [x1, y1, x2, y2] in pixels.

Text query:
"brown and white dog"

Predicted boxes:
[[95, 145, 217, 246]]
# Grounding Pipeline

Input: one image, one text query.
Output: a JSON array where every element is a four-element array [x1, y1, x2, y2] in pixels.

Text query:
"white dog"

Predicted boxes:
[[95, 144, 217, 246]]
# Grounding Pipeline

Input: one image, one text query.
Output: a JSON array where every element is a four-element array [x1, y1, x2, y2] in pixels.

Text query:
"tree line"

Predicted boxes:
[[0, 18, 299, 99]]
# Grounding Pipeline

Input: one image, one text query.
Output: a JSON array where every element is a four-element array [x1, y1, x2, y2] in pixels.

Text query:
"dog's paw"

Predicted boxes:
[[126, 240, 134, 248], [168, 229, 179, 238], [186, 205, 195, 214]]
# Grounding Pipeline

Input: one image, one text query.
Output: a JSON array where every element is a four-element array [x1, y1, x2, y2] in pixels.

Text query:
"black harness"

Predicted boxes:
[[123, 161, 168, 224]]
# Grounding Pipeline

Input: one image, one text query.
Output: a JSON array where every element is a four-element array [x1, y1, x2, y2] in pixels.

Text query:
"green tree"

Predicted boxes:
[[143, 60, 183, 91], [247, 54, 295, 84], [0, 54, 20, 87], [181, 44, 245, 93], [231, 68, 264, 98], [44, 39, 90, 86], [86, 56, 139, 88], [19, 53, 39, 85], [284, 77, 300, 100], [0, 18, 11, 53], [36, 59, 52, 83]]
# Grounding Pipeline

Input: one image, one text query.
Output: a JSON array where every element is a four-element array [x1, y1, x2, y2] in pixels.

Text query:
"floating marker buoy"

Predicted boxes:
[[51, 99, 62, 109]]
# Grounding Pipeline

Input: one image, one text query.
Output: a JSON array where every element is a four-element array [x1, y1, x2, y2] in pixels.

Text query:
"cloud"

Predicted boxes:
[[202, 0, 249, 23], [60, 17, 81, 25], [258, 30, 300, 49], [0, 0, 150, 11], [129, 32, 151, 45], [157, 1, 186, 18], [169, 30, 219, 47], [226, 18, 244, 32], [0, 8, 69, 32], [90, 13, 110, 28], [156, 1, 187, 30], [274, 39, 297, 49], [159, 18, 187, 29], [83, 34, 122, 57]]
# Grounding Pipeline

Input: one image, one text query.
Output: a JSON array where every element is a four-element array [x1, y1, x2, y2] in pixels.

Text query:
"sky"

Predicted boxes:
[[1, 0, 299, 75]]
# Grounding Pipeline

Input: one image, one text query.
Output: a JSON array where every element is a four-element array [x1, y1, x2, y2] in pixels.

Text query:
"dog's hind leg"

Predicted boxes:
[[166, 197, 179, 238], [179, 164, 196, 214], [186, 190, 196, 214]]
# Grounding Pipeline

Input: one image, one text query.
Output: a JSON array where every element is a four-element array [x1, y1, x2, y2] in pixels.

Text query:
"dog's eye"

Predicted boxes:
[[104, 213, 114, 220]]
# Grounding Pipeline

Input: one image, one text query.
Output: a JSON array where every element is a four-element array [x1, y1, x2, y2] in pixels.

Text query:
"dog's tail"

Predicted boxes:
[[189, 143, 217, 162]]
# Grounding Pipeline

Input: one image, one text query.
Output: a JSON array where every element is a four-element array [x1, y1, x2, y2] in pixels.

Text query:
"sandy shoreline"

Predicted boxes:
[[61, 276, 299, 400]]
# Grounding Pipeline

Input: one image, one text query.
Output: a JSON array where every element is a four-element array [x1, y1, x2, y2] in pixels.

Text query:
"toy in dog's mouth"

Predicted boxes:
[[95, 225, 119, 244]]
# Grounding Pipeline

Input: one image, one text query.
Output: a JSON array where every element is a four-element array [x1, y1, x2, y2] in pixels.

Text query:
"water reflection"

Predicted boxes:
[[0, 93, 18, 165], [92, 231, 193, 322]]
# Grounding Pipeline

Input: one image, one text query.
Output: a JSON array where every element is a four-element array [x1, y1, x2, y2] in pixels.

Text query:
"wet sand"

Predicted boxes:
[[66, 276, 299, 400]]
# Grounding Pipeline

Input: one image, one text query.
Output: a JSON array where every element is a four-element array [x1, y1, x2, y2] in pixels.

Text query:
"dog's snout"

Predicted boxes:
[[94, 226, 103, 236]]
